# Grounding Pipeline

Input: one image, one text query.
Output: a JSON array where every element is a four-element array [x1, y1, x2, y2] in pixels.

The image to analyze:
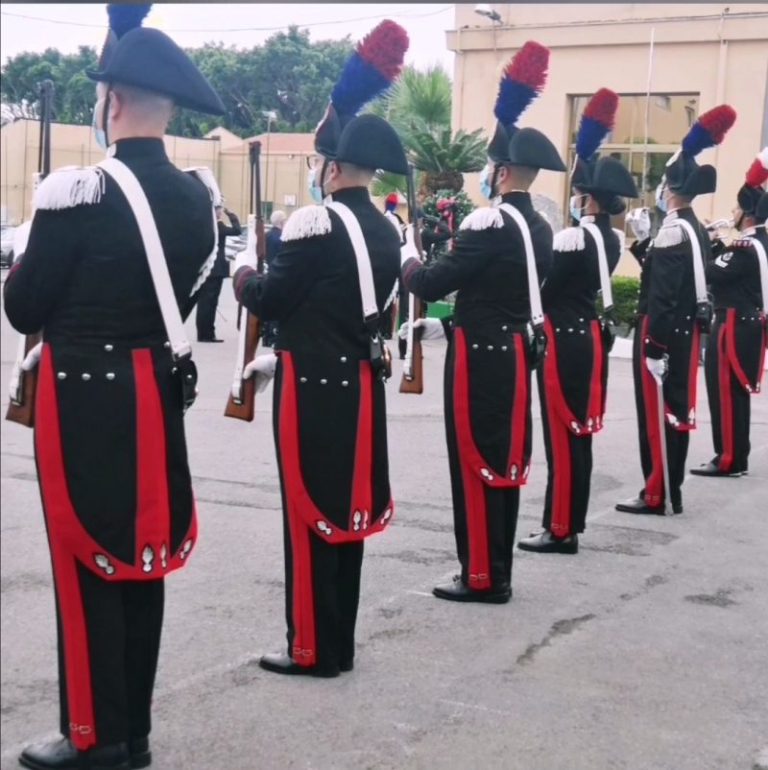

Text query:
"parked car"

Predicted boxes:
[[1, 224, 15, 268]]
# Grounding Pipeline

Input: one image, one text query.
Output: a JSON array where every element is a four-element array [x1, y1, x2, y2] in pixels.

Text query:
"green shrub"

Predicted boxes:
[[608, 275, 640, 331]]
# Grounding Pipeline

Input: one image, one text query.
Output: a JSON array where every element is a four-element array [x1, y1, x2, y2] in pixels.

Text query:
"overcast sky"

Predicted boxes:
[[0, 4, 457, 72]]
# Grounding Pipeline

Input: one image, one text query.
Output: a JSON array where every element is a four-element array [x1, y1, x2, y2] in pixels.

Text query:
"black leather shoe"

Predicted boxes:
[[432, 576, 511, 604], [518, 531, 579, 554], [197, 337, 224, 343], [258, 652, 339, 678], [339, 659, 354, 673], [19, 738, 131, 770], [690, 460, 745, 477], [128, 738, 151, 769], [615, 496, 682, 515]]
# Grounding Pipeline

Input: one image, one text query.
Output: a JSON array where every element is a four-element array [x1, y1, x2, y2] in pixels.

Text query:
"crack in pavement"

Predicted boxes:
[[516, 614, 596, 666]]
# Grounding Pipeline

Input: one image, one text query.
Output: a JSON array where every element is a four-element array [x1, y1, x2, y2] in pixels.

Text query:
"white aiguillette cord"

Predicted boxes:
[[326, 201, 379, 324], [673, 217, 708, 306], [580, 221, 614, 313], [98, 158, 192, 360], [498, 203, 544, 328], [747, 237, 768, 315]]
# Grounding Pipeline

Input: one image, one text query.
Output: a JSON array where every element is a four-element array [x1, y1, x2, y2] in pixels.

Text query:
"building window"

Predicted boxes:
[[567, 93, 699, 233]]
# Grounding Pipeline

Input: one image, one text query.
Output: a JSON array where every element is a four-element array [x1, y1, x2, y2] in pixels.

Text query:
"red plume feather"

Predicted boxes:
[[745, 148, 768, 188], [697, 105, 737, 144], [504, 40, 549, 91], [357, 20, 410, 81], [582, 88, 618, 130]]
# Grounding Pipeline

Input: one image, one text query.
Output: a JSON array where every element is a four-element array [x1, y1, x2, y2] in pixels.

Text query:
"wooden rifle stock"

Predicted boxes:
[[224, 141, 265, 421], [6, 79, 53, 428], [399, 164, 426, 394]]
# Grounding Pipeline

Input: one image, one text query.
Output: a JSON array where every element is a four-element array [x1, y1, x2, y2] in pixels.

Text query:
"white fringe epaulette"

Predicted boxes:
[[281, 205, 332, 242], [184, 166, 224, 208], [459, 207, 504, 231], [651, 221, 688, 249], [383, 279, 399, 312], [553, 226, 585, 252], [33, 166, 105, 211], [612, 228, 627, 254]]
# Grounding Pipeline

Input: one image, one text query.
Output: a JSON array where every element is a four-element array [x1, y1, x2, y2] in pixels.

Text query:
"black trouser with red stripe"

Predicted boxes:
[[631, 321, 689, 508], [54, 559, 164, 746], [444, 358, 520, 590], [282, 514, 364, 671], [704, 317, 751, 473], [537, 368, 593, 535]]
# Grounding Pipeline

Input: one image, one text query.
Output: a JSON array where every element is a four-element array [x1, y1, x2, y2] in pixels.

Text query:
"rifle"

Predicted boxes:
[[224, 141, 265, 421], [399, 165, 426, 395], [6, 79, 53, 428]]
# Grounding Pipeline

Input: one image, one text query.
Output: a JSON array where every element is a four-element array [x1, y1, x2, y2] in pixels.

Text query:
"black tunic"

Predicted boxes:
[[4, 138, 216, 578], [234, 186, 400, 538]]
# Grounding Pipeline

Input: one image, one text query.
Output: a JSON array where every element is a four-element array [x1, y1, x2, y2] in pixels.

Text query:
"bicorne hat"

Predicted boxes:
[[314, 21, 409, 175], [486, 41, 565, 172], [87, 4, 225, 116], [662, 105, 737, 198], [570, 88, 638, 214], [736, 148, 768, 216]]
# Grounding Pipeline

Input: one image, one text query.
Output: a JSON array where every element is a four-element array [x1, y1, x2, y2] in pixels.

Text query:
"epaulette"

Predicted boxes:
[[33, 166, 105, 211], [553, 226, 585, 252], [651, 221, 688, 249], [612, 228, 627, 254], [184, 166, 222, 207], [459, 207, 504, 231], [281, 205, 332, 242]]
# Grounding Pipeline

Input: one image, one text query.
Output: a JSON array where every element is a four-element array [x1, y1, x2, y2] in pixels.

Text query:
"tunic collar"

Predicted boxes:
[[108, 138, 169, 162]]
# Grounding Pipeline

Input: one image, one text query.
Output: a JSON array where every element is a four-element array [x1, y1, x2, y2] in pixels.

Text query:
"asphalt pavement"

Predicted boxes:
[[2, 278, 767, 770]]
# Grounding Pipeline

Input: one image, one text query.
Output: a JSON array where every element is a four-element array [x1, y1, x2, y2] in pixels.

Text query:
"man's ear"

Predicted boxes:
[[108, 89, 123, 121]]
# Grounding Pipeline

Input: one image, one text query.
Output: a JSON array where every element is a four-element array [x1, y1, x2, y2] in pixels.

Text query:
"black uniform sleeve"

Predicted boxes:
[[233, 235, 323, 321], [219, 212, 242, 237], [541, 247, 581, 306], [706, 246, 752, 286], [646, 244, 687, 357], [3, 208, 82, 334], [401, 228, 496, 302]]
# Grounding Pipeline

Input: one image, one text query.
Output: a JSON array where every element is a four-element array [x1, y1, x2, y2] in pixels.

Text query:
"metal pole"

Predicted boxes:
[[641, 27, 656, 200]]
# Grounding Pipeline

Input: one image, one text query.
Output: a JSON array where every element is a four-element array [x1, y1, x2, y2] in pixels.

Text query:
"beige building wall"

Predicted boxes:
[[0, 121, 318, 226], [448, 3, 768, 275]]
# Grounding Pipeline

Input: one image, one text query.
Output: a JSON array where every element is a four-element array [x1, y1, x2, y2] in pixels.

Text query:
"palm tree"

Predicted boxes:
[[369, 65, 487, 199]]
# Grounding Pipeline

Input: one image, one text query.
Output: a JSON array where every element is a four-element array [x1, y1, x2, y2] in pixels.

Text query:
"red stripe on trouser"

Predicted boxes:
[[588, 321, 604, 422], [278, 354, 317, 666], [349, 364, 373, 532], [545, 379, 573, 538], [35, 346, 97, 749], [717, 323, 734, 472], [506, 335, 528, 472], [725, 308, 755, 392], [639, 318, 665, 507], [133, 350, 171, 572], [453, 330, 491, 590]]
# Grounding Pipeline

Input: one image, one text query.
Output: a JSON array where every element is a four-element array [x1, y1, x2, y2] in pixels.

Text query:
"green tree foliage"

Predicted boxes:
[[609, 275, 641, 332], [1, 28, 353, 138]]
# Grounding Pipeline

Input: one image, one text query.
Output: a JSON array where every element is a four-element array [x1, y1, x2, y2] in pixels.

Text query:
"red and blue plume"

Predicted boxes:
[[576, 88, 618, 161], [494, 41, 549, 127], [681, 104, 737, 157], [330, 20, 409, 117], [745, 147, 768, 189], [107, 4, 152, 39]]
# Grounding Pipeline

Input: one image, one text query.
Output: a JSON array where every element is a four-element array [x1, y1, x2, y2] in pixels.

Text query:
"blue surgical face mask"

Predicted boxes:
[[479, 165, 494, 200], [655, 181, 668, 214], [92, 98, 108, 150], [307, 167, 323, 204], [569, 194, 586, 223]]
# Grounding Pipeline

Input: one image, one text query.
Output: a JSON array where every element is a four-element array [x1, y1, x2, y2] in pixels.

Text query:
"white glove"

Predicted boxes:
[[8, 341, 42, 401], [21, 341, 43, 371], [626, 207, 651, 241], [398, 317, 445, 341], [645, 355, 668, 385], [400, 226, 420, 265], [242, 352, 277, 393]]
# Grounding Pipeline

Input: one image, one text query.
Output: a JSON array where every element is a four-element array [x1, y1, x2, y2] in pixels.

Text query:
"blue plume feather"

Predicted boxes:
[[107, 4, 152, 39], [331, 54, 391, 117], [576, 117, 608, 161], [494, 79, 537, 127]]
